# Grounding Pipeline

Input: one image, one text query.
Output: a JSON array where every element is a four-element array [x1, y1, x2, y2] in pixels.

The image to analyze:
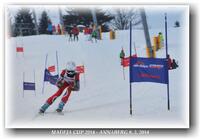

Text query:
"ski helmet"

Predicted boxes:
[[66, 61, 76, 77], [66, 61, 76, 71]]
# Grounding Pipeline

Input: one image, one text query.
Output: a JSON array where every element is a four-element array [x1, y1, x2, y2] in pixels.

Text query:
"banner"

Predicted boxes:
[[23, 82, 35, 90], [16, 47, 24, 52], [44, 69, 59, 85], [130, 57, 168, 84], [48, 65, 56, 72], [76, 65, 85, 73]]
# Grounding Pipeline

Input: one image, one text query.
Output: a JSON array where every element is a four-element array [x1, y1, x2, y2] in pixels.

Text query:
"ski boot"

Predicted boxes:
[[56, 101, 65, 114], [39, 102, 50, 114]]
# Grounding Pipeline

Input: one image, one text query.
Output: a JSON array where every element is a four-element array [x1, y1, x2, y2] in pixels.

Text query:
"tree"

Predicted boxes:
[[111, 8, 141, 30], [39, 11, 49, 34], [13, 8, 36, 36], [63, 8, 114, 32]]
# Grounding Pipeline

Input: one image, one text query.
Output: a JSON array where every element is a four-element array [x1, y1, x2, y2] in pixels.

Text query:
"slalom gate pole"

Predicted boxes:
[[23, 72, 25, 98], [42, 54, 48, 94], [34, 70, 36, 96], [123, 65, 125, 80], [56, 51, 59, 76], [129, 21, 133, 115], [134, 42, 137, 56], [165, 13, 170, 110], [83, 62, 86, 87], [121, 47, 125, 80], [15, 41, 17, 58], [83, 67, 86, 87], [21, 37, 24, 58]]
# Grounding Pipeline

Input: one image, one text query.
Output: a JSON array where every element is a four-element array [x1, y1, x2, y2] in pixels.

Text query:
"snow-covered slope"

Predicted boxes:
[[5, 26, 189, 128]]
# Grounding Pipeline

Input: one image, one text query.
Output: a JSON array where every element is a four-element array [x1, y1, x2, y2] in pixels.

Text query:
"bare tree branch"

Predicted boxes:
[[111, 8, 142, 30]]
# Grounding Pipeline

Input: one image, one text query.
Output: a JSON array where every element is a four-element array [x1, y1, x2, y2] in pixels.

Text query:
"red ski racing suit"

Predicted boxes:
[[47, 69, 80, 104], [40, 69, 80, 113]]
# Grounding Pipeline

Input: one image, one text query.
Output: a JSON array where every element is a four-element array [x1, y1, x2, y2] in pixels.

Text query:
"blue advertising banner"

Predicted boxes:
[[44, 69, 59, 85], [130, 57, 168, 84], [23, 82, 35, 90]]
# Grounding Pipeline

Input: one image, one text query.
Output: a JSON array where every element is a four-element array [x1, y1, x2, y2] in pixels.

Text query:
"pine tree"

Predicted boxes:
[[63, 8, 113, 32], [14, 8, 36, 36], [39, 11, 49, 34]]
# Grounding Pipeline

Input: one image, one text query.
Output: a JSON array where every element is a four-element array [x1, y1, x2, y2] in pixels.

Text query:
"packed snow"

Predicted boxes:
[[5, 25, 189, 128]]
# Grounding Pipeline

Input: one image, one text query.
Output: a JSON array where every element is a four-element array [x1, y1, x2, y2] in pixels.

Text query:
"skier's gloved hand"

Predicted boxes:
[[56, 77, 65, 88]]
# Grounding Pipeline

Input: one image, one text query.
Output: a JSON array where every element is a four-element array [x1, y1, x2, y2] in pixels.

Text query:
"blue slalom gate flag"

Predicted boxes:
[[130, 57, 169, 84], [23, 82, 35, 90], [44, 69, 59, 85]]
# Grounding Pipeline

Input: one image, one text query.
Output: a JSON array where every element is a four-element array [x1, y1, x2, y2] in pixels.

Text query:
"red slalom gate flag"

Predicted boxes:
[[122, 57, 130, 67], [121, 54, 137, 67], [76, 65, 85, 74], [48, 65, 56, 72], [16, 47, 24, 52]]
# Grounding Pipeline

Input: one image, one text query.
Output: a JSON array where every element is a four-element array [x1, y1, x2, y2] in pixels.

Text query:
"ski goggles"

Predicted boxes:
[[67, 70, 76, 76]]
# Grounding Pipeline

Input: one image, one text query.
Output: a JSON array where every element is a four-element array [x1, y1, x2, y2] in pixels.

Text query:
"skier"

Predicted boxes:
[[167, 54, 172, 70], [119, 48, 125, 65], [172, 59, 179, 69], [88, 26, 93, 41], [47, 21, 53, 35], [120, 48, 125, 59], [158, 32, 164, 48], [52, 25, 56, 35], [57, 24, 61, 35], [72, 25, 79, 41], [83, 26, 89, 41], [39, 61, 80, 114], [91, 30, 98, 43], [68, 29, 73, 42]]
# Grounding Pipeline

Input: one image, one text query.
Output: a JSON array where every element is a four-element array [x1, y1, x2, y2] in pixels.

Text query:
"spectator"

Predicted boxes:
[[47, 21, 53, 35], [172, 59, 179, 69], [52, 25, 56, 34], [167, 54, 172, 70], [57, 24, 61, 35], [72, 25, 79, 41]]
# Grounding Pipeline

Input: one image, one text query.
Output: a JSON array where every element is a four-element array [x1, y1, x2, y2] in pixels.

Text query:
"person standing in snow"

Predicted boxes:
[[172, 59, 179, 69], [72, 25, 79, 41], [167, 54, 172, 70], [47, 21, 53, 35], [52, 25, 56, 35], [91, 30, 98, 43], [158, 32, 164, 48], [119, 48, 125, 65], [68, 29, 73, 42], [57, 24, 61, 35], [120, 48, 125, 59], [39, 61, 80, 113], [88, 26, 93, 41]]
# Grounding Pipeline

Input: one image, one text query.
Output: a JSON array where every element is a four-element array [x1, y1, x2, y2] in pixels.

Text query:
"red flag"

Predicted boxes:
[[121, 54, 137, 67], [48, 65, 56, 72], [76, 65, 85, 73], [122, 57, 130, 67], [16, 47, 24, 52]]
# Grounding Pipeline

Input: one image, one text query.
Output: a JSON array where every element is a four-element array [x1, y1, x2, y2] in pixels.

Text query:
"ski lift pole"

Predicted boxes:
[[91, 8, 100, 40], [140, 8, 153, 57]]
